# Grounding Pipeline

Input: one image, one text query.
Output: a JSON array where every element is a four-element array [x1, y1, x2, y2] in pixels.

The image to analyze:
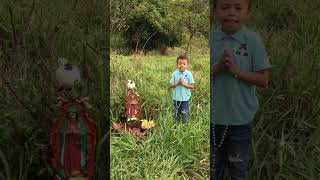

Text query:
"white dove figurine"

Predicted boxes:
[[127, 80, 136, 90], [55, 57, 80, 91]]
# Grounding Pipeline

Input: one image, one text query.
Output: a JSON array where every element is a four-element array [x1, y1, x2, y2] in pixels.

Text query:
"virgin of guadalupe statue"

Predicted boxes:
[[50, 99, 96, 180], [125, 88, 141, 128]]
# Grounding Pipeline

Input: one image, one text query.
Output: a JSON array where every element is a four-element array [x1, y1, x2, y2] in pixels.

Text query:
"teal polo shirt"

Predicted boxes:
[[210, 26, 271, 125], [169, 70, 195, 101]]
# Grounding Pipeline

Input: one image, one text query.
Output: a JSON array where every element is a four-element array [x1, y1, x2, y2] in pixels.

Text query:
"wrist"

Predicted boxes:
[[233, 68, 240, 79]]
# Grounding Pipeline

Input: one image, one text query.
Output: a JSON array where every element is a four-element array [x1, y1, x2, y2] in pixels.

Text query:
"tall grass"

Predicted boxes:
[[0, 0, 108, 179], [247, 1, 320, 179], [110, 54, 210, 179]]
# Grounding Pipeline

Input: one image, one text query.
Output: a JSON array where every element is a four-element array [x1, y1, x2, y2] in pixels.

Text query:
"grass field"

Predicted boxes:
[[110, 12, 320, 178], [110, 53, 210, 179], [0, 0, 108, 179]]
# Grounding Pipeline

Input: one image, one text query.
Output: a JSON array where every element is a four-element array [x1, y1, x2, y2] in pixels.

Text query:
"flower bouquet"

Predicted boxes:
[[140, 119, 155, 130]]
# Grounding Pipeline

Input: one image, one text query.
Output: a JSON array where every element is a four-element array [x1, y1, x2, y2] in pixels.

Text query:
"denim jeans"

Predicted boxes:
[[210, 122, 253, 180], [173, 100, 189, 123]]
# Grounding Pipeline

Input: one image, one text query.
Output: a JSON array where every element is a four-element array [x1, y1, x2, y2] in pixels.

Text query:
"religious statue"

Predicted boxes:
[[125, 80, 141, 128], [51, 59, 96, 180]]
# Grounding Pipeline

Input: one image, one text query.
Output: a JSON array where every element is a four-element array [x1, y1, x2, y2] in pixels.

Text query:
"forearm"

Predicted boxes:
[[235, 70, 269, 88], [182, 83, 195, 89], [169, 83, 178, 88]]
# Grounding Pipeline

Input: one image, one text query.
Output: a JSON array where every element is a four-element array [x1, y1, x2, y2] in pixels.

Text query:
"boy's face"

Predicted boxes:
[[214, 0, 250, 34], [177, 59, 188, 72]]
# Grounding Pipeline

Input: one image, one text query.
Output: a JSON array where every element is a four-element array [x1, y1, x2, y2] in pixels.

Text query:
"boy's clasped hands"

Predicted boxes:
[[176, 78, 187, 87], [213, 49, 239, 77]]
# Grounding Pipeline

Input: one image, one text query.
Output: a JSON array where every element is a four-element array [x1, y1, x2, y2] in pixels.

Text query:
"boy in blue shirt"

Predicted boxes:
[[169, 54, 195, 124], [210, 0, 271, 179]]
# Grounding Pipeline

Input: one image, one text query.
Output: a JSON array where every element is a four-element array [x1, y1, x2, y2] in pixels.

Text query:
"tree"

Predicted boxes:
[[111, 0, 183, 54], [111, 0, 137, 32], [172, 0, 209, 53], [111, 0, 209, 54]]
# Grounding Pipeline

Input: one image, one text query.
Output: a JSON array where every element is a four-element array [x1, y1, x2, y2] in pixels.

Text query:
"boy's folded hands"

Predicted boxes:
[[221, 49, 239, 76], [211, 49, 241, 77]]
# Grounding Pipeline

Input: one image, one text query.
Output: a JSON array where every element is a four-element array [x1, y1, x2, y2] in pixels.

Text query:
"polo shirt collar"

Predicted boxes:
[[177, 70, 187, 74], [213, 26, 246, 43]]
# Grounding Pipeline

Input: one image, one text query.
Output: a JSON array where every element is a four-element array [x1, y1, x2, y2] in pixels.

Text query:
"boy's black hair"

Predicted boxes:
[[213, 0, 251, 10], [176, 53, 189, 64]]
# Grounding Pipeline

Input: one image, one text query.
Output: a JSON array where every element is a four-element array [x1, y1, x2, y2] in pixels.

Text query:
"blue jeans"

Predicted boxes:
[[210, 122, 253, 180], [173, 100, 189, 123]]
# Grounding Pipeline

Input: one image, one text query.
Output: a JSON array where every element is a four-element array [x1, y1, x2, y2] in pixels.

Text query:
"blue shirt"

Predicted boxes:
[[170, 70, 195, 101], [210, 26, 271, 125]]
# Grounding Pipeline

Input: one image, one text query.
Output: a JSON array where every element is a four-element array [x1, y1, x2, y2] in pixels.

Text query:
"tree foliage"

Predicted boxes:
[[172, 0, 209, 52], [111, 0, 209, 54]]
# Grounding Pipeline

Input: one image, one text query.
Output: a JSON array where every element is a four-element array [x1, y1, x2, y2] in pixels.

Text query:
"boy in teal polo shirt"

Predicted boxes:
[[169, 54, 195, 123], [210, 0, 271, 179]]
